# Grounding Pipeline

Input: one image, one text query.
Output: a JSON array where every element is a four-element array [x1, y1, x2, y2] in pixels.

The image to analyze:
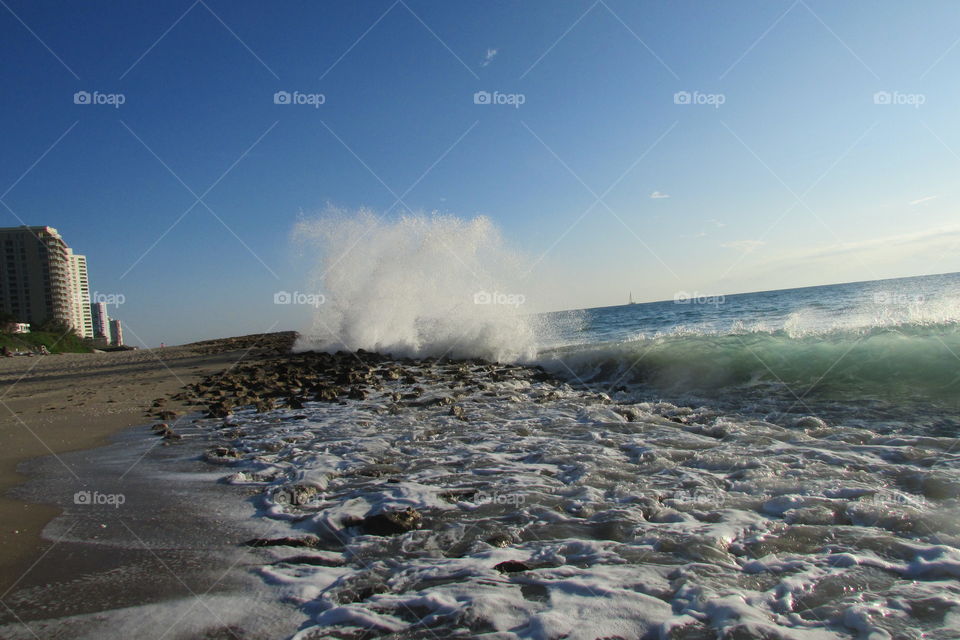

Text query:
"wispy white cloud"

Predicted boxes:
[[707, 218, 727, 228], [781, 224, 960, 262], [480, 48, 498, 67], [909, 195, 937, 206], [650, 191, 670, 199], [722, 239, 765, 252]]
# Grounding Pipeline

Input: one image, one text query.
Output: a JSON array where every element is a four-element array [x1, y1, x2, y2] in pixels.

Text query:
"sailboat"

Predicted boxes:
[[628, 292, 636, 305]]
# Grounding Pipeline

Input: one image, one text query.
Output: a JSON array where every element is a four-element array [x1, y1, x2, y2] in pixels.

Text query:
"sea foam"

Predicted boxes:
[[293, 209, 537, 362]]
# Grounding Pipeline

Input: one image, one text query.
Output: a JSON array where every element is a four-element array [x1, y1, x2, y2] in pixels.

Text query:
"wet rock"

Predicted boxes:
[[494, 560, 530, 573], [207, 401, 231, 418], [204, 447, 242, 463], [353, 507, 422, 536], [486, 533, 514, 548], [449, 405, 468, 421], [314, 386, 340, 402], [276, 484, 319, 506], [614, 406, 644, 422], [155, 410, 178, 420], [287, 396, 305, 409], [347, 387, 366, 400], [354, 464, 403, 477], [245, 536, 320, 548]]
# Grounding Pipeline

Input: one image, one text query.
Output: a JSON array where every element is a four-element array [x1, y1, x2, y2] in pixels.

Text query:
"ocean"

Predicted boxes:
[[537, 271, 960, 436]]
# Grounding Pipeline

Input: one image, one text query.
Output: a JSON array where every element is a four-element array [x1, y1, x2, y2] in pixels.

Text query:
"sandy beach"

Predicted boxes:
[[0, 332, 295, 594]]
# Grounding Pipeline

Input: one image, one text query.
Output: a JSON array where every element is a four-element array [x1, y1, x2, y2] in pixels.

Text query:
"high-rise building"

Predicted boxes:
[[109, 318, 123, 346], [90, 302, 109, 342], [66, 249, 93, 338], [0, 226, 73, 329]]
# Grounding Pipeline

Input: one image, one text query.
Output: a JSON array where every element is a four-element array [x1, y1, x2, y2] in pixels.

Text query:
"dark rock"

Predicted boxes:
[[450, 405, 467, 421], [494, 560, 530, 573], [245, 536, 320, 548], [276, 484, 319, 506], [354, 507, 422, 536], [314, 386, 340, 402], [354, 464, 403, 477], [204, 447, 242, 463], [486, 533, 513, 548], [207, 402, 231, 418], [347, 387, 366, 400]]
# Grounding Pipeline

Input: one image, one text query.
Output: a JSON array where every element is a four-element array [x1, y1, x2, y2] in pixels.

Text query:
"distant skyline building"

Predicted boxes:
[[66, 248, 92, 338], [90, 302, 109, 342], [0, 226, 73, 329], [109, 318, 123, 346]]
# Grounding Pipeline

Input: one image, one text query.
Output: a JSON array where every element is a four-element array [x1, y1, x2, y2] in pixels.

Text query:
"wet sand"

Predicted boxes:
[[0, 333, 295, 595]]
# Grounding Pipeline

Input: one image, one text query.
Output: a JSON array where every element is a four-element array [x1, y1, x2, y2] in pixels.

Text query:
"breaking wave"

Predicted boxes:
[[292, 209, 538, 362], [539, 321, 960, 401]]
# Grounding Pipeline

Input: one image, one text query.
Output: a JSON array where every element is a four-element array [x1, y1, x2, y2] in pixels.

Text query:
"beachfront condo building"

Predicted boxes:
[[0, 226, 74, 330], [67, 248, 93, 338], [91, 302, 109, 342], [109, 318, 123, 346], [0, 226, 96, 337]]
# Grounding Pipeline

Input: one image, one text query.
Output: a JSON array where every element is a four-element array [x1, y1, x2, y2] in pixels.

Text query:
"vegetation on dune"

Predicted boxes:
[[0, 330, 93, 354]]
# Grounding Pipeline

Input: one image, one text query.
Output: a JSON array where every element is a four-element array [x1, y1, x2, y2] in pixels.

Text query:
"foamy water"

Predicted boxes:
[[195, 359, 960, 638], [255, 214, 960, 637]]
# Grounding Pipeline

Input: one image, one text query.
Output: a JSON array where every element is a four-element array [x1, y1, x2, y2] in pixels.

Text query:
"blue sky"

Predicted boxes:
[[1, 1, 959, 346]]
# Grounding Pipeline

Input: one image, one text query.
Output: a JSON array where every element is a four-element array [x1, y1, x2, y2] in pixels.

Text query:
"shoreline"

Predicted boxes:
[[3, 333, 957, 638], [0, 332, 295, 594]]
